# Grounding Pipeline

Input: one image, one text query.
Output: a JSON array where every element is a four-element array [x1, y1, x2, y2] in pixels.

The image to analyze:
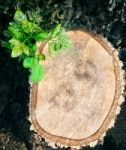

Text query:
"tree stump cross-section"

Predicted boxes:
[[30, 30, 125, 148]]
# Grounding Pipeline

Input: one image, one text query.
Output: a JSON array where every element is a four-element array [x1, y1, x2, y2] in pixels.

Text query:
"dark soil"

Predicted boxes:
[[0, 0, 126, 150]]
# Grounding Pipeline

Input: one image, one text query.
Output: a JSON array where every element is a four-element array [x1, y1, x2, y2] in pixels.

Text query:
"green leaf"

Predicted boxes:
[[54, 43, 62, 51], [22, 44, 29, 55], [9, 39, 29, 56], [37, 54, 45, 61], [53, 29, 72, 50], [9, 38, 22, 57], [31, 44, 37, 52], [8, 22, 24, 39], [11, 46, 22, 58], [22, 21, 41, 33], [8, 23, 19, 32], [30, 63, 45, 83], [61, 38, 72, 49], [23, 57, 35, 68], [9, 22, 22, 31], [52, 24, 61, 37], [9, 38, 20, 46], [22, 21, 33, 33], [28, 44, 37, 54], [49, 42, 57, 57], [26, 8, 42, 25], [14, 9, 27, 23], [34, 32, 48, 41], [8, 26, 23, 39]]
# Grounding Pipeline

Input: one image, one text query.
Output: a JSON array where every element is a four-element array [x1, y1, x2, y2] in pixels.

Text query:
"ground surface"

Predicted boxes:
[[0, 0, 126, 150]]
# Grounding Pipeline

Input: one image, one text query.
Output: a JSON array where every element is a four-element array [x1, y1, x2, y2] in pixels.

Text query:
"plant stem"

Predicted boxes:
[[39, 42, 47, 54], [38, 38, 50, 54]]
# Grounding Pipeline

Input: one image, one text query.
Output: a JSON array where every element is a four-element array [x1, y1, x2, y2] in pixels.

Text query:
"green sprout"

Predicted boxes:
[[2, 9, 72, 83]]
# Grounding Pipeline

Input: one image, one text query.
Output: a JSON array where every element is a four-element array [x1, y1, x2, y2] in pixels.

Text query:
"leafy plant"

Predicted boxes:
[[2, 9, 72, 83]]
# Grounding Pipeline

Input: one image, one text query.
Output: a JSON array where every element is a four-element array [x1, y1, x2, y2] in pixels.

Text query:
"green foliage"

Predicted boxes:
[[2, 9, 72, 83], [9, 38, 29, 57], [22, 21, 41, 33], [14, 9, 27, 23], [49, 29, 72, 57], [26, 8, 42, 25], [51, 24, 61, 37], [34, 32, 48, 41], [30, 63, 45, 83], [37, 54, 46, 61], [23, 57, 35, 68]]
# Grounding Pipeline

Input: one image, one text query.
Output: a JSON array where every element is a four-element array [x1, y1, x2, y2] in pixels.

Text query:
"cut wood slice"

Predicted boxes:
[[30, 30, 125, 149]]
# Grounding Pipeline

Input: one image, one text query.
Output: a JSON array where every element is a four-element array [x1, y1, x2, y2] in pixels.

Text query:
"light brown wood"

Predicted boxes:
[[30, 30, 124, 148]]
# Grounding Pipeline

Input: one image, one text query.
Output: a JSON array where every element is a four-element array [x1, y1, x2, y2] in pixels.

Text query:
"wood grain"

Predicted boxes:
[[30, 30, 123, 147]]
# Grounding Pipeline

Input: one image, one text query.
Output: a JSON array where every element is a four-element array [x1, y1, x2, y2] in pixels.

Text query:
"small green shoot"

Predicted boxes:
[[2, 9, 72, 83]]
